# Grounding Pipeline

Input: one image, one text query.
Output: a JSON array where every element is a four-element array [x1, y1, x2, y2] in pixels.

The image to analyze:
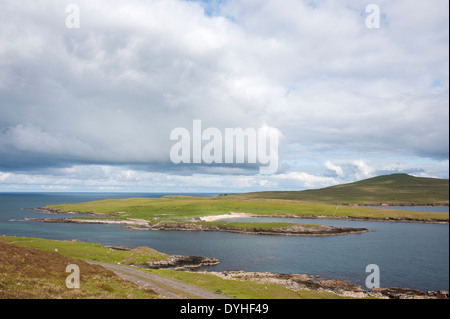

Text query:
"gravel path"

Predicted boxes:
[[88, 261, 232, 299]]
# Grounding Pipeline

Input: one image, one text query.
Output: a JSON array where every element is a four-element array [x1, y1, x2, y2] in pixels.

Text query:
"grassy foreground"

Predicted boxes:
[[0, 236, 349, 299], [0, 237, 159, 299]]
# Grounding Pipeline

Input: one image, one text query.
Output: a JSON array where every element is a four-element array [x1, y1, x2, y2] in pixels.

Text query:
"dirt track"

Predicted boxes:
[[88, 261, 232, 299]]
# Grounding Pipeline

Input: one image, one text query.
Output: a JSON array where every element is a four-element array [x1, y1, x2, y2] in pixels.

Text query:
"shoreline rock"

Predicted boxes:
[[138, 255, 220, 271], [92, 244, 220, 271], [198, 270, 449, 299]]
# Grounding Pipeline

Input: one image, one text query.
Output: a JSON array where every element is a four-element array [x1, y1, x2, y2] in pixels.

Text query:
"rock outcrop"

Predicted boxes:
[[106, 245, 220, 271], [140, 255, 220, 271], [202, 270, 449, 299]]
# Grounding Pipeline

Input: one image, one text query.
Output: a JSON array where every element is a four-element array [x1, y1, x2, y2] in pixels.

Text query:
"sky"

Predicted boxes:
[[0, 0, 448, 192]]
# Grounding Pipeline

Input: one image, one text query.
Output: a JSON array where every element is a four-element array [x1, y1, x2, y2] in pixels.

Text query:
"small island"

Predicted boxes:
[[26, 213, 373, 237]]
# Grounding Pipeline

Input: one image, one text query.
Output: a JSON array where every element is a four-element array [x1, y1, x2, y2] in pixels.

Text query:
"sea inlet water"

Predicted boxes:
[[0, 192, 448, 292]]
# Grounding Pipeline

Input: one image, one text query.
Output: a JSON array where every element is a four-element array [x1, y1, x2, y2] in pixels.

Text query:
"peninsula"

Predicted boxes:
[[27, 175, 448, 237]]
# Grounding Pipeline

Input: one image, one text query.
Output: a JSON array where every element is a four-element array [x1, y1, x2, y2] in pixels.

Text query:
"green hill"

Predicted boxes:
[[238, 174, 449, 206]]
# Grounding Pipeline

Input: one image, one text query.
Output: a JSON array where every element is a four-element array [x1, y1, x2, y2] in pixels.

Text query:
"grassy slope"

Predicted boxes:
[[0, 237, 159, 299], [237, 174, 449, 205], [0, 236, 349, 299]]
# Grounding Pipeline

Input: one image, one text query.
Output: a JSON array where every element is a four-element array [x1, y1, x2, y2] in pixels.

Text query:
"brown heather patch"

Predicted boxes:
[[0, 241, 159, 299]]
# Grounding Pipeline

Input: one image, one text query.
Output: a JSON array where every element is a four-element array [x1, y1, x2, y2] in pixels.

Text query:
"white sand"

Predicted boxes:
[[199, 212, 253, 222]]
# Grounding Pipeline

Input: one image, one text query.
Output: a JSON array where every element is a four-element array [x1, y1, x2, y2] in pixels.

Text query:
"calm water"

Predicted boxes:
[[0, 193, 448, 292]]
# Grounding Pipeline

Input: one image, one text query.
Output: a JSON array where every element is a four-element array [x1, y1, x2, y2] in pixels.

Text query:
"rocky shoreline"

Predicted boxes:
[[144, 255, 220, 270], [198, 270, 449, 299], [22, 217, 374, 237], [106, 245, 220, 271]]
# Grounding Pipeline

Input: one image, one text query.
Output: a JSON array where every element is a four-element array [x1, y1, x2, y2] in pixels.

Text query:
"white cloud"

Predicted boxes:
[[352, 160, 375, 179], [325, 161, 344, 177], [274, 172, 338, 189], [0, 0, 448, 191]]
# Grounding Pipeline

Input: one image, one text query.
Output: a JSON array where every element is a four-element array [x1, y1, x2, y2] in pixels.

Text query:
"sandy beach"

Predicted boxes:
[[199, 212, 254, 222]]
